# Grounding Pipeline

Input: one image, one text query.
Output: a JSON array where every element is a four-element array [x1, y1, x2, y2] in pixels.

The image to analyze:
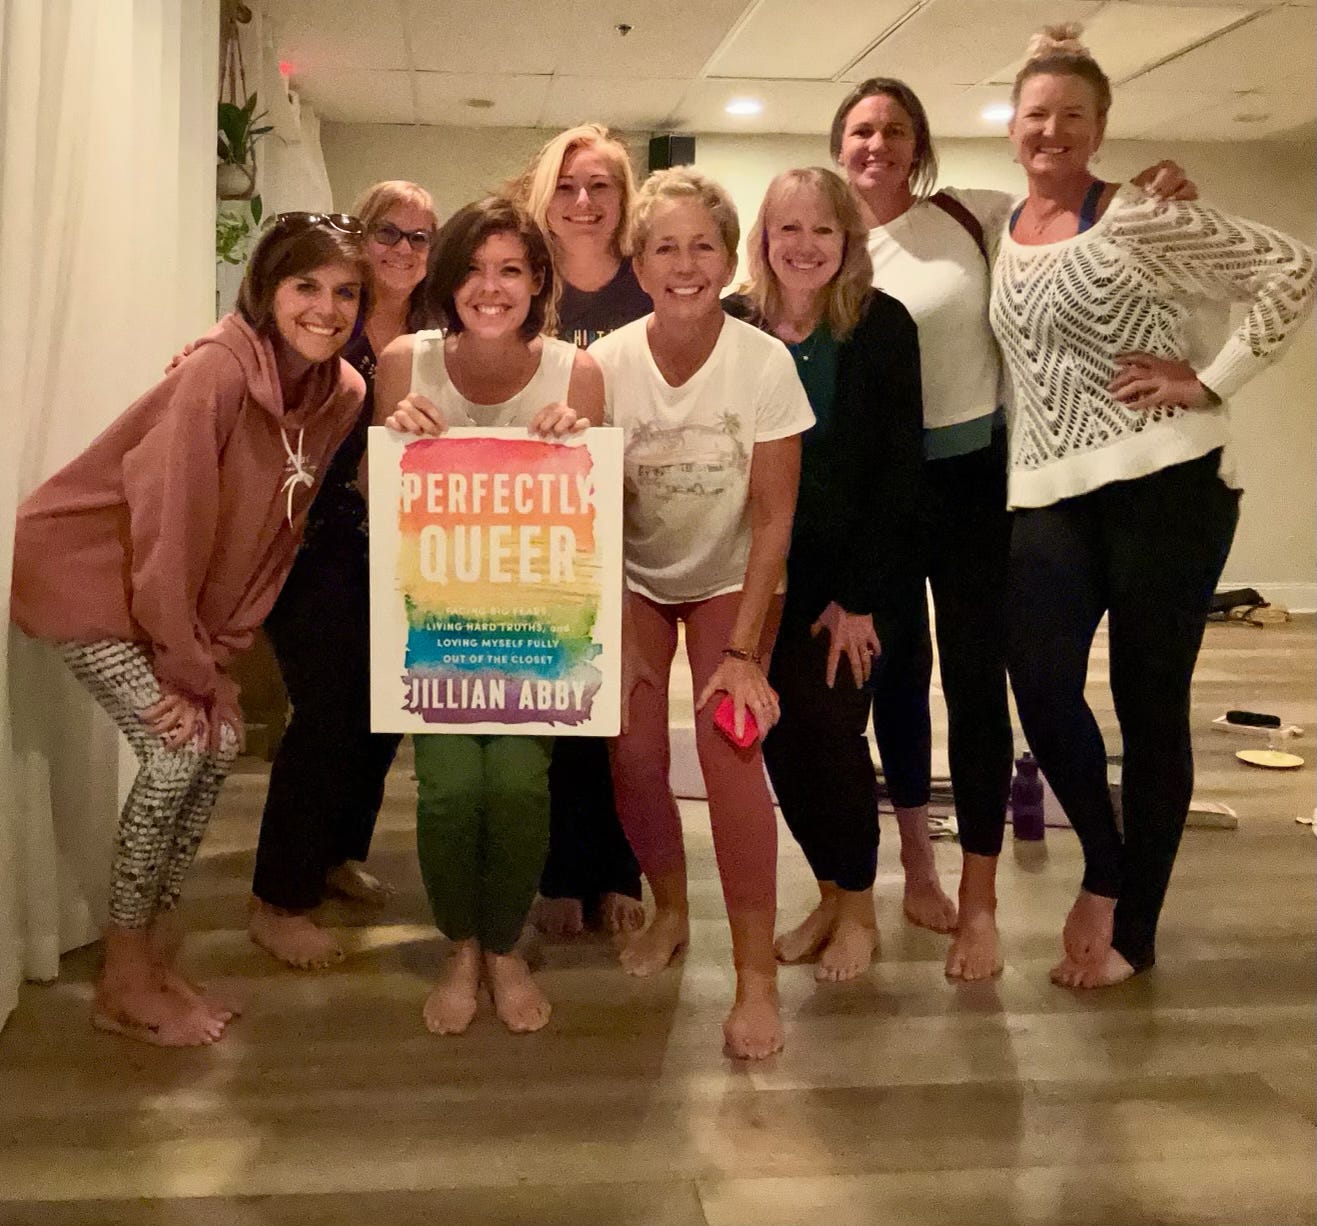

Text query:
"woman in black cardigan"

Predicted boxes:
[[726, 167, 924, 981]]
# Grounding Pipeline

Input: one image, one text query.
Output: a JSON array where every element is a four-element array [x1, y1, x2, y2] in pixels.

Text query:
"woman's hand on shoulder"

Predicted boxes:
[[163, 340, 198, 376], [1110, 352, 1214, 410], [1131, 160, 1198, 203]]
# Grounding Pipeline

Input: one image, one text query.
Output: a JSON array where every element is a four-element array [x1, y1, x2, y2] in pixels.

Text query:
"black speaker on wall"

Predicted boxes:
[[648, 134, 696, 171]]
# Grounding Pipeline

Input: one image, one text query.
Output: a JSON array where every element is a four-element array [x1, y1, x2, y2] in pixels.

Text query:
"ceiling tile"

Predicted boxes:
[[705, 0, 918, 81], [669, 79, 852, 135], [842, 0, 1103, 85], [292, 68, 413, 123], [541, 78, 690, 131], [986, 3, 1258, 85], [1128, 5, 1315, 89], [413, 72, 552, 128], [267, 0, 409, 73], [559, 0, 752, 78]]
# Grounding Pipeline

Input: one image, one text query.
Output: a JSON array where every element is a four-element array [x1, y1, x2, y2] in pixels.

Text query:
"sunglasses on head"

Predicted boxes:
[[368, 221, 433, 250], [273, 211, 365, 235]]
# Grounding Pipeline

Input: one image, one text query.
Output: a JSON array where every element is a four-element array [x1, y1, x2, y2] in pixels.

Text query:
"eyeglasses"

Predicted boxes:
[[273, 211, 365, 235], [369, 221, 433, 250]]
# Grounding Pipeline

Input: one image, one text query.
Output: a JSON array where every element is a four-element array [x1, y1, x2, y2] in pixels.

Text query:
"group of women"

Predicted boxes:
[[12, 27, 1314, 1058]]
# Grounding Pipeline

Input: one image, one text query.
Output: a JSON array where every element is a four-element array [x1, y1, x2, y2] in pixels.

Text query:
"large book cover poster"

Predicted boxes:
[[368, 427, 623, 736]]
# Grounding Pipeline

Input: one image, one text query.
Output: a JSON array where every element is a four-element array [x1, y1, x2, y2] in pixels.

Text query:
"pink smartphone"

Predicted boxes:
[[714, 694, 759, 748]]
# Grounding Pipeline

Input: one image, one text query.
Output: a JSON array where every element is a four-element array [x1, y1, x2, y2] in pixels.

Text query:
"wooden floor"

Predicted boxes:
[[2, 618, 1314, 1225]]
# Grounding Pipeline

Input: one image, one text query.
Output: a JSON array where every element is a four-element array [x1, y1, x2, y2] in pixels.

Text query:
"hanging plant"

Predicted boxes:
[[215, 1, 269, 201], [217, 93, 272, 199]]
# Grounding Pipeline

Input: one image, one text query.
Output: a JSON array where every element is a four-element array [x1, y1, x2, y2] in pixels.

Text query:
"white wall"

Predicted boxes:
[[322, 122, 1316, 605]]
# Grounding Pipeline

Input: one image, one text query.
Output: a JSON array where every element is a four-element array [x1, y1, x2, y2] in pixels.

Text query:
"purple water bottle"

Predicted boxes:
[[1011, 753, 1046, 841]]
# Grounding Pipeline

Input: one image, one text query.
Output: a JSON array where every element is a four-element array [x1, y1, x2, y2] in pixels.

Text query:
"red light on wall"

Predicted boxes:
[[278, 60, 293, 76]]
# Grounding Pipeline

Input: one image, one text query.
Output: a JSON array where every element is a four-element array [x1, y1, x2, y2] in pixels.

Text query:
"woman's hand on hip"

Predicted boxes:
[[810, 601, 881, 689], [697, 656, 780, 743], [1111, 353, 1214, 411]]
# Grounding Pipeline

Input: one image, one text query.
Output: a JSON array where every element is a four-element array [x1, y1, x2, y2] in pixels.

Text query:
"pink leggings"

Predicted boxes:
[[610, 591, 781, 915]]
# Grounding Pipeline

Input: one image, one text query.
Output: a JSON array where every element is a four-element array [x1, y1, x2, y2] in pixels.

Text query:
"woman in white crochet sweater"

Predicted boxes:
[[991, 26, 1316, 989]]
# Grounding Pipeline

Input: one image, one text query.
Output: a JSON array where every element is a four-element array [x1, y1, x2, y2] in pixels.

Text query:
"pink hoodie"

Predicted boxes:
[[11, 313, 365, 713]]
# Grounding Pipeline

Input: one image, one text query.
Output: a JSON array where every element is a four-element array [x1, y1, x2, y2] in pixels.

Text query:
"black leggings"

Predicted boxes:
[[253, 534, 401, 911], [870, 429, 1014, 853], [764, 613, 879, 893], [1007, 450, 1239, 970]]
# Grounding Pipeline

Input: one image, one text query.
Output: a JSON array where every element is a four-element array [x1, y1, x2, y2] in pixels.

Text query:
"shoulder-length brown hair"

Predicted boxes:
[[237, 220, 371, 337], [739, 168, 872, 341], [423, 197, 558, 341]]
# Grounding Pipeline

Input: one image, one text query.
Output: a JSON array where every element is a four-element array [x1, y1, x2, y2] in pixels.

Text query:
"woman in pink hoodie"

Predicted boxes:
[[11, 214, 369, 1046]]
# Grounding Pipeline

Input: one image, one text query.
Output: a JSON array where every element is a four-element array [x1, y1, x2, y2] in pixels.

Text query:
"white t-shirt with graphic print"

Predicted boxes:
[[589, 314, 814, 604]]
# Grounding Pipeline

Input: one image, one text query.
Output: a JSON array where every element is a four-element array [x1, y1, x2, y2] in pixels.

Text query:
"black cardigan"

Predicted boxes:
[[724, 289, 927, 621]]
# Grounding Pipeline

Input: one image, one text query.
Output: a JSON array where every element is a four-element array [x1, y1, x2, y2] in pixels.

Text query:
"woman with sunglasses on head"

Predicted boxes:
[[246, 182, 438, 970], [510, 125, 650, 940], [589, 169, 814, 1059], [11, 214, 370, 1045], [724, 168, 923, 983], [829, 78, 1197, 980], [992, 26, 1314, 988], [372, 197, 604, 1036]]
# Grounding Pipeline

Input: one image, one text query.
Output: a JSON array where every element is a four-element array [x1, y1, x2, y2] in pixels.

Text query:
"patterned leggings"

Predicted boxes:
[[60, 640, 240, 929]]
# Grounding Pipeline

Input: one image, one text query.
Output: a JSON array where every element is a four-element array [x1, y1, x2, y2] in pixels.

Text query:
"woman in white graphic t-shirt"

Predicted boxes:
[[588, 169, 815, 1061]]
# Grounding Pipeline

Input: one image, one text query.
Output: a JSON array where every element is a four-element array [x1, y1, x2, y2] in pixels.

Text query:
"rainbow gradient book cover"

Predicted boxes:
[[368, 428, 623, 735]]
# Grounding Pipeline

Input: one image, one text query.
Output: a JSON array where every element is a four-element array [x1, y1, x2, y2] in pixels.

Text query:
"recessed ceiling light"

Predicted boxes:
[[981, 103, 1014, 124], [725, 97, 763, 117]]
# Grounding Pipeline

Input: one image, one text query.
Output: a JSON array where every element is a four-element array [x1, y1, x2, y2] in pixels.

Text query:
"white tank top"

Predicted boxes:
[[409, 330, 575, 428]]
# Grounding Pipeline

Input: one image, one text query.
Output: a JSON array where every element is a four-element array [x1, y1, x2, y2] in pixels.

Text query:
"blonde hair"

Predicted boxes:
[[629, 167, 740, 261], [740, 168, 872, 341], [512, 124, 637, 258], [1012, 24, 1113, 117]]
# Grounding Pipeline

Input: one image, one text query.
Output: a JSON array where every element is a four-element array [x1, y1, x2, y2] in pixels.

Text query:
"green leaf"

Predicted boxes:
[[250, 195, 263, 224]]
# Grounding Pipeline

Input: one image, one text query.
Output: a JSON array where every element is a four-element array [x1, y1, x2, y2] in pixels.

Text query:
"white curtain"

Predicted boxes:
[[0, 0, 219, 1030]]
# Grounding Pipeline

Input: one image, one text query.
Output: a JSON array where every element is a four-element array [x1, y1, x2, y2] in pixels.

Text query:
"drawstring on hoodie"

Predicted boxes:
[[280, 427, 315, 525]]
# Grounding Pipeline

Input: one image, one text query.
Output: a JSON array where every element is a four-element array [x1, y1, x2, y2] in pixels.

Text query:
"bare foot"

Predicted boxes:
[[599, 892, 646, 936], [484, 951, 551, 1033], [1062, 890, 1116, 966], [147, 913, 238, 1022], [774, 898, 837, 963], [903, 874, 958, 933], [529, 895, 585, 940], [423, 941, 481, 1034], [1051, 946, 1137, 989], [248, 900, 344, 969], [723, 973, 783, 1060], [816, 918, 878, 982], [619, 908, 689, 977], [945, 907, 1003, 981], [325, 861, 395, 907], [93, 977, 225, 1047], [896, 807, 958, 933]]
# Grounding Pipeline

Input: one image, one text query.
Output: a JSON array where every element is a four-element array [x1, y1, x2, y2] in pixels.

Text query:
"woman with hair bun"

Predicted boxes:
[[993, 25, 1316, 988], [12, 214, 370, 1045]]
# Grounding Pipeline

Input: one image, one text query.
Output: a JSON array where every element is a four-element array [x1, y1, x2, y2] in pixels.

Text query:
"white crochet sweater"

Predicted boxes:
[[991, 186, 1315, 509]]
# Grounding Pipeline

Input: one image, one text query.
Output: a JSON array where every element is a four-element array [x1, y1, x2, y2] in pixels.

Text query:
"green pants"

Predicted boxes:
[[414, 733, 552, 955]]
